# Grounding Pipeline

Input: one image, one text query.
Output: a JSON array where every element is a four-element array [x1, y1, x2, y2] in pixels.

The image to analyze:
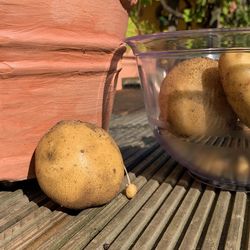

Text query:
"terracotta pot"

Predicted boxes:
[[116, 50, 139, 90], [0, 0, 135, 181]]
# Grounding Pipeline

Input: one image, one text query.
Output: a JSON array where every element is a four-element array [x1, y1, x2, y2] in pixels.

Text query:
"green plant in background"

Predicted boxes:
[[128, 0, 157, 35], [128, 0, 250, 36], [184, 0, 250, 28]]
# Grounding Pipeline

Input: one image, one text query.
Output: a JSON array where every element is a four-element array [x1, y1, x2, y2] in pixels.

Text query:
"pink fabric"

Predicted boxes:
[[0, 0, 131, 180]]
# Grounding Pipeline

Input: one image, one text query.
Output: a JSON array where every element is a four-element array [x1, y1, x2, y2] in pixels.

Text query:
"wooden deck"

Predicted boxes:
[[0, 91, 250, 249]]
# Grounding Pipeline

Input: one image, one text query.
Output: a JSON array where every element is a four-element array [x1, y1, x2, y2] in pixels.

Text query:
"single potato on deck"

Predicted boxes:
[[35, 120, 125, 210]]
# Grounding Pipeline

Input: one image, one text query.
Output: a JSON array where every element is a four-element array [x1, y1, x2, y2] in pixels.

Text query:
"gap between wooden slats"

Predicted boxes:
[[2, 210, 66, 250], [126, 147, 164, 180], [224, 192, 247, 250], [110, 111, 146, 128], [124, 143, 160, 170], [179, 187, 216, 250], [59, 153, 170, 250], [0, 190, 24, 213], [85, 158, 177, 250], [114, 126, 147, 144], [0, 205, 51, 245], [201, 191, 231, 249], [131, 173, 192, 250], [109, 163, 183, 250], [109, 111, 143, 126], [35, 147, 166, 250], [119, 147, 165, 193], [244, 194, 250, 249], [25, 215, 73, 249], [156, 181, 202, 250], [0, 194, 47, 234], [0, 191, 15, 200], [0, 196, 29, 221]]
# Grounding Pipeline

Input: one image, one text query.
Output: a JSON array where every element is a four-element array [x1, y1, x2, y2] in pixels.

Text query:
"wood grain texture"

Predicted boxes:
[[179, 187, 216, 250], [132, 173, 192, 250], [156, 182, 202, 250], [225, 192, 246, 250], [1, 112, 250, 249], [84, 155, 172, 250], [109, 163, 182, 250], [202, 191, 231, 249]]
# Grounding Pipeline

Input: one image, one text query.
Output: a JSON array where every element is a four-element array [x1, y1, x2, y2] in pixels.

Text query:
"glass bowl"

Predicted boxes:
[[126, 28, 250, 191]]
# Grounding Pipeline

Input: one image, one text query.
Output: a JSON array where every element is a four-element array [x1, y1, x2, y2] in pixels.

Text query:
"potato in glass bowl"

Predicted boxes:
[[126, 28, 250, 190]]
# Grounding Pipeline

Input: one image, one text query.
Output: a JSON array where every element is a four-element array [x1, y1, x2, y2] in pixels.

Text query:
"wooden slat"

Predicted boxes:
[[109, 111, 146, 128], [239, 136, 247, 150], [0, 206, 51, 245], [112, 118, 149, 138], [118, 147, 164, 192], [0, 196, 29, 222], [2, 111, 250, 249], [0, 191, 13, 200], [120, 151, 167, 192], [35, 199, 116, 250], [179, 187, 216, 250], [201, 191, 231, 249], [132, 173, 192, 250], [60, 154, 170, 250], [25, 215, 73, 250], [245, 196, 250, 249], [225, 192, 247, 250], [2, 211, 67, 250], [113, 124, 150, 143], [85, 158, 177, 250], [0, 200, 57, 245], [208, 136, 219, 145], [133, 153, 168, 181], [124, 143, 160, 170], [122, 147, 140, 161], [156, 181, 202, 249], [125, 150, 165, 187], [0, 201, 39, 233], [0, 192, 46, 234], [37, 150, 166, 250], [109, 164, 183, 250], [202, 136, 213, 145], [0, 190, 24, 213], [119, 127, 152, 147]]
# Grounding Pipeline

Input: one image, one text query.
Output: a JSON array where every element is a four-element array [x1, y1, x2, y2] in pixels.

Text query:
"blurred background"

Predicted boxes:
[[127, 0, 250, 36], [115, 0, 250, 111]]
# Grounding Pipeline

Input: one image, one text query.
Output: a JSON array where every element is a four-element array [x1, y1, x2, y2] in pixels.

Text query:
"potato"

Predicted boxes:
[[159, 57, 237, 137], [35, 120, 124, 209], [219, 52, 250, 127]]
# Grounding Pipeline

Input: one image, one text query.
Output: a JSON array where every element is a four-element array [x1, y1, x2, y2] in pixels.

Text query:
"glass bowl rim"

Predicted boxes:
[[125, 27, 250, 56]]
